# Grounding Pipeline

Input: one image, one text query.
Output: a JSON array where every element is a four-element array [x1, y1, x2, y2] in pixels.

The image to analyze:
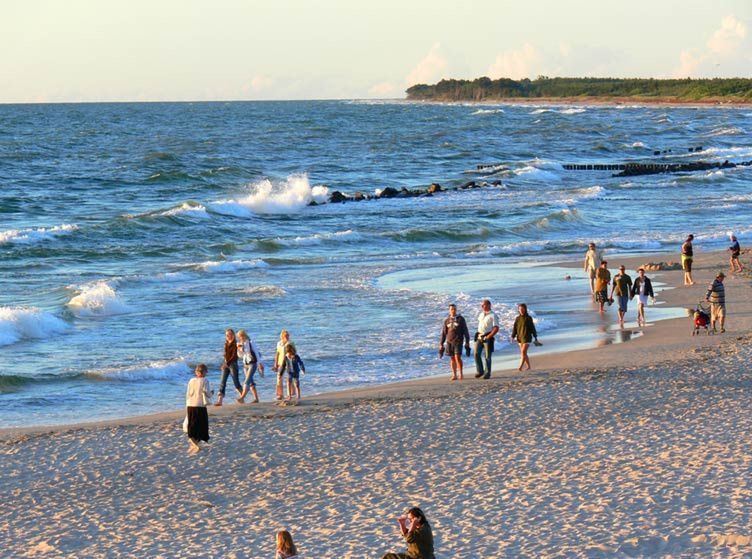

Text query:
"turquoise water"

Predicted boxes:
[[1, 100, 750, 426]]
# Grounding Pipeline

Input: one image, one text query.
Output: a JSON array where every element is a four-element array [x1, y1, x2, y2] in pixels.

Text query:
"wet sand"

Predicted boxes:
[[2, 249, 751, 558]]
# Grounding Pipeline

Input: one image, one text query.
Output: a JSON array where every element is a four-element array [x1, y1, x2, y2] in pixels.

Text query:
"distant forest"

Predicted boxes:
[[405, 77, 752, 101]]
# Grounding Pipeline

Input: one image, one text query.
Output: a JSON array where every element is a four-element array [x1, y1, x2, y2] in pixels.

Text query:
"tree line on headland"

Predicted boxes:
[[405, 77, 752, 102]]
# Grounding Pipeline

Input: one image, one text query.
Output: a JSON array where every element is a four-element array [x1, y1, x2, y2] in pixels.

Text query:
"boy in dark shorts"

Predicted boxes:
[[279, 343, 305, 402], [439, 304, 471, 381]]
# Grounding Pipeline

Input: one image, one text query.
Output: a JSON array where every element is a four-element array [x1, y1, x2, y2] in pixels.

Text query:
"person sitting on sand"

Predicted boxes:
[[630, 268, 654, 326], [381, 507, 435, 559], [594, 261, 611, 314], [681, 234, 695, 286], [439, 303, 470, 381], [237, 329, 265, 404], [474, 299, 500, 380], [583, 242, 604, 298], [609, 265, 633, 326], [511, 303, 538, 371], [215, 329, 242, 407], [279, 343, 305, 402], [728, 234, 744, 273], [275, 529, 298, 559], [706, 272, 726, 334], [185, 364, 212, 454], [273, 330, 295, 401]]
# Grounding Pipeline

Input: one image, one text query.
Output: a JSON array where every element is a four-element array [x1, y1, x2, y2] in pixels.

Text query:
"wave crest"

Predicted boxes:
[[67, 281, 131, 317], [210, 174, 329, 216], [0, 224, 78, 245], [0, 307, 69, 347]]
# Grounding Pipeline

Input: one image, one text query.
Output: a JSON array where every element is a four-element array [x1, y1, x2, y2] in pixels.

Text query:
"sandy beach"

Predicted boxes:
[[2, 249, 751, 558]]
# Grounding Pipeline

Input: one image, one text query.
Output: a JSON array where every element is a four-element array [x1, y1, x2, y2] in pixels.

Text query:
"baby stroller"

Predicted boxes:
[[692, 300, 710, 336]]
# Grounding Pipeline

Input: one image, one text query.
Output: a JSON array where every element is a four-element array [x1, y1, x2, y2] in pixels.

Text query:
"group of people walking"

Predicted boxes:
[[439, 299, 540, 379], [184, 328, 306, 453]]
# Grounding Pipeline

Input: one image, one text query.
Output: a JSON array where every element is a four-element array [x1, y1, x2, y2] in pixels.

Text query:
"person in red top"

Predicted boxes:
[[215, 328, 242, 406]]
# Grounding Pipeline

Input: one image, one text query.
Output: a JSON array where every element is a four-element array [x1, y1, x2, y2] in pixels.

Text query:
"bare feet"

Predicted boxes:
[[214, 395, 224, 407], [236, 397, 245, 404], [450, 375, 457, 381]]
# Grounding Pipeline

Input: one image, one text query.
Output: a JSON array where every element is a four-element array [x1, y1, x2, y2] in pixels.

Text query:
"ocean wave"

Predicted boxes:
[[236, 284, 287, 301], [161, 202, 210, 219], [381, 226, 495, 243], [560, 107, 587, 115], [85, 359, 192, 382], [627, 141, 647, 148], [0, 307, 69, 347], [209, 174, 329, 216], [67, 281, 131, 317], [466, 236, 666, 258], [190, 259, 269, 273], [561, 185, 605, 203], [518, 208, 585, 232], [279, 229, 363, 247], [0, 223, 78, 245], [513, 165, 561, 182], [471, 108, 504, 115], [707, 126, 745, 137]]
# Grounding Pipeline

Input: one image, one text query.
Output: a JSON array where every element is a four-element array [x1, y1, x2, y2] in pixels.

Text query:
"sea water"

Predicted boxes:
[[1, 100, 750, 427]]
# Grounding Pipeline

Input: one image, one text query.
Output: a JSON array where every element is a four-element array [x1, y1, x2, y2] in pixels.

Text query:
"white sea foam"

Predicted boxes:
[[285, 230, 362, 246], [514, 166, 561, 181], [237, 285, 287, 299], [530, 108, 551, 115], [561, 185, 605, 204], [471, 108, 504, 115], [67, 281, 131, 317], [161, 202, 210, 218], [0, 307, 69, 347], [210, 174, 329, 216], [88, 359, 192, 382], [708, 126, 745, 137], [192, 259, 269, 273], [560, 107, 586, 115], [0, 224, 78, 245], [629, 141, 646, 148]]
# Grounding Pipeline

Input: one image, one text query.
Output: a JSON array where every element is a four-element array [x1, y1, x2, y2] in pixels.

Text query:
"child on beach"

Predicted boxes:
[[728, 234, 744, 273], [594, 261, 611, 314], [185, 364, 213, 454], [275, 530, 298, 558], [273, 330, 295, 400], [279, 343, 305, 402], [236, 329, 265, 404]]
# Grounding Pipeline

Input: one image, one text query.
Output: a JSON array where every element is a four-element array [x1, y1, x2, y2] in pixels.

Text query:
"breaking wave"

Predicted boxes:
[[67, 281, 131, 317], [0, 224, 78, 245], [0, 307, 69, 347], [209, 174, 329, 216]]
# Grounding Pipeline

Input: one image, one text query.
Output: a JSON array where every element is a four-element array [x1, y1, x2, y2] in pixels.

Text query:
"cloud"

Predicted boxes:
[[249, 74, 274, 92], [673, 15, 751, 77], [487, 43, 543, 80], [405, 43, 447, 86], [368, 81, 399, 98], [707, 15, 747, 55]]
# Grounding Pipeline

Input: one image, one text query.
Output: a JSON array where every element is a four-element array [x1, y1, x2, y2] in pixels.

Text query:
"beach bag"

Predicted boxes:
[[182, 414, 188, 433], [242, 341, 257, 365]]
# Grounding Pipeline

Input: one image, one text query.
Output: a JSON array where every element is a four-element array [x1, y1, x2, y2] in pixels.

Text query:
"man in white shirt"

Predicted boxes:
[[474, 299, 500, 379]]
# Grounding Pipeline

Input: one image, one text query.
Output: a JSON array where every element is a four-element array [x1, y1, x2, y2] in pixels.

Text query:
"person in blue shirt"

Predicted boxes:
[[279, 343, 306, 402], [728, 234, 744, 273]]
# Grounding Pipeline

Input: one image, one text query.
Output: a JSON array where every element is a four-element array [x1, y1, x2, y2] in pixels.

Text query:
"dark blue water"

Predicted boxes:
[[1, 100, 750, 426]]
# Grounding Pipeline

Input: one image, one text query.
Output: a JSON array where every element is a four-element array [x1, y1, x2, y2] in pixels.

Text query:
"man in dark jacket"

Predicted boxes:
[[439, 304, 470, 381], [630, 268, 655, 326]]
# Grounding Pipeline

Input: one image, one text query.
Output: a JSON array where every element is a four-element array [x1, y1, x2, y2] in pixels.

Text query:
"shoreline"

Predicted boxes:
[[403, 96, 752, 108], [2, 247, 745, 441]]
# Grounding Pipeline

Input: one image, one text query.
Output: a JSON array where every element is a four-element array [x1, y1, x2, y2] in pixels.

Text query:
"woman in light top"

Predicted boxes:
[[511, 303, 538, 371], [237, 329, 265, 404], [273, 330, 294, 401], [185, 363, 213, 454]]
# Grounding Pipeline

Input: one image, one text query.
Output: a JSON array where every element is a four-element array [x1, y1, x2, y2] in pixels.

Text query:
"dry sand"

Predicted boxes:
[[2, 250, 751, 558]]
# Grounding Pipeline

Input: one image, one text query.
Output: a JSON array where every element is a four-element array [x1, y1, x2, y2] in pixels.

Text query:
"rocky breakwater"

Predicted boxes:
[[311, 179, 504, 206]]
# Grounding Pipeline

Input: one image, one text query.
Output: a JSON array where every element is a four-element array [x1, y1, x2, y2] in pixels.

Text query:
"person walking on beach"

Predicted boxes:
[[275, 530, 298, 559], [215, 329, 242, 406], [594, 261, 611, 314], [681, 234, 695, 286], [237, 329, 265, 404], [609, 265, 633, 325], [729, 234, 744, 273], [511, 303, 538, 371], [706, 272, 726, 333], [439, 303, 470, 381], [583, 242, 604, 298], [185, 364, 212, 453], [279, 343, 305, 402], [474, 299, 500, 379], [273, 330, 294, 401], [630, 268, 655, 326], [381, 507, 435, 559]]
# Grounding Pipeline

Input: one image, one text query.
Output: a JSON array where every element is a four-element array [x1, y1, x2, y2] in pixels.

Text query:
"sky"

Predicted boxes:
[[1, 0, 750, 103]]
